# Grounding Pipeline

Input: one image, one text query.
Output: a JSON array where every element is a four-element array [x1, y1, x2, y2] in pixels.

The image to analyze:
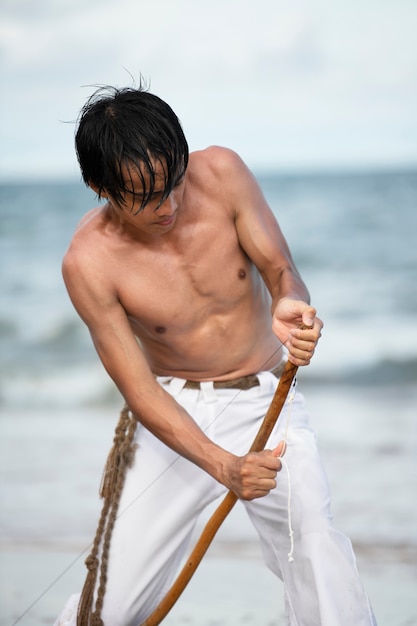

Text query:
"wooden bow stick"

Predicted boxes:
[[141, 355, 300, 626]]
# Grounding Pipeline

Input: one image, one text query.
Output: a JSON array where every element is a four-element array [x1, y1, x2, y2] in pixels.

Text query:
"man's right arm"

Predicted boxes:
[[62, 249, 283, 500]]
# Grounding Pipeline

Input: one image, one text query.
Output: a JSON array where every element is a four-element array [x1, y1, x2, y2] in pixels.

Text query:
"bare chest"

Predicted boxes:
[[112, 222, 255, 336]]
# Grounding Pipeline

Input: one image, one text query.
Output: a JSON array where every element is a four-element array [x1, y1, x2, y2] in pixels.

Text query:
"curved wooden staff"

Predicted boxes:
[[141, 356, 300, 626]]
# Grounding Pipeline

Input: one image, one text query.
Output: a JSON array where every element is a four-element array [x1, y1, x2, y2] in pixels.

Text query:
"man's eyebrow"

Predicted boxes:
[[123, 185, 164, 198], [121, 168, 184, 203]]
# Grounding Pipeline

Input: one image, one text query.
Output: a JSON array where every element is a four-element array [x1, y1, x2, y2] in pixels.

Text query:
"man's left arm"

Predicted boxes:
[[223, 149, 323, 365]]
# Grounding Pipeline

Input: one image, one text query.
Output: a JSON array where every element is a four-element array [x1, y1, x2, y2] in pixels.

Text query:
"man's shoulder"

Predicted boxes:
[[74, 205, 106, 234], [63, 207, 107, 271], [189, 146, 245, 175], [188, 146, 255, 210], [188, 147, 252, 201]]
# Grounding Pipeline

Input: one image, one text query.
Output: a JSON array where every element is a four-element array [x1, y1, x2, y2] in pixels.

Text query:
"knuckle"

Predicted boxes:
[[240, 466, 250, 479]]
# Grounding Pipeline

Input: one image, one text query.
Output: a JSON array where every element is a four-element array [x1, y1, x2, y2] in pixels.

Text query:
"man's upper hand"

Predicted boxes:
[[272, 297, 323, 366]]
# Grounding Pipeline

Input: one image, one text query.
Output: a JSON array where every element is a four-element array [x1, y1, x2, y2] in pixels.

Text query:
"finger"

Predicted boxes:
[[290, 324, 322, 343], [257, 450, 282, 470], [286, 344, 315, 366], [302, 306, 316, 328], [272, 440, 287, 458], [259, 444, 285, 473], [287, 327, 320, 364], [243, 479, 278, 500]]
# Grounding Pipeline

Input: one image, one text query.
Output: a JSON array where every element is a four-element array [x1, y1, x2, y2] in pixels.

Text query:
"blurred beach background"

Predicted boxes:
[[1, 1, 417, 625]]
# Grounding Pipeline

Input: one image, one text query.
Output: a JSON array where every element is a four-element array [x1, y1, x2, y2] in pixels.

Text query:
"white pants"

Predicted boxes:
[[55, 371, 377, 625]]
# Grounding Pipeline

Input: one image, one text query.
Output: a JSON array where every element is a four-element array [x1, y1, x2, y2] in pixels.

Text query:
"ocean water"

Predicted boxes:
[[1, 169, 417, 625], [1, 169, 417, 409]]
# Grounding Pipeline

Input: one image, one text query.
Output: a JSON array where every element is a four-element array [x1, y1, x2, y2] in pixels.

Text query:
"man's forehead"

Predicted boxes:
[[121, 160, 167, 192]]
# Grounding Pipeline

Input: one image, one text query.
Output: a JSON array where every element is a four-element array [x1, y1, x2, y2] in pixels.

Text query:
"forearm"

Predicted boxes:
[[269, 265, 310, 314], [88, 321, 234, 484], [126, 382, 233, 484], [125, 382, 285, 502]]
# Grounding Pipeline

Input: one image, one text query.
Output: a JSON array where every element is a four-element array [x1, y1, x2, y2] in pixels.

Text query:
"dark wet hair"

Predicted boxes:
[[75, 84, 189, 212]]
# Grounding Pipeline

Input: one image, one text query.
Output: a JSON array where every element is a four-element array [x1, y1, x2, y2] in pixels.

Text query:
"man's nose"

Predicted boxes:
[[156, 192, 176, 213]]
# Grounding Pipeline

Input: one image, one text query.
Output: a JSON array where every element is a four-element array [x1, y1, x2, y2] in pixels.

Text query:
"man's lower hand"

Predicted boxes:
[[225, 440, 286, 501]]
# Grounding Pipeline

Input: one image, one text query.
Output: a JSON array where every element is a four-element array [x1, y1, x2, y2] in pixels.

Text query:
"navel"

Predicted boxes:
[[238, 268, 246, 279], [155, 325, 166, 334]]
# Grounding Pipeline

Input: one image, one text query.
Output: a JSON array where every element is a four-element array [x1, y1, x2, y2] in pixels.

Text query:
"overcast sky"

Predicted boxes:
[[1, 0, 416, 180]]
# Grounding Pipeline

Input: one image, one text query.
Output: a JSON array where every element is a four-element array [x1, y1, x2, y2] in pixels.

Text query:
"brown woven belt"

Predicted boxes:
[[182, 360, 286, 391]]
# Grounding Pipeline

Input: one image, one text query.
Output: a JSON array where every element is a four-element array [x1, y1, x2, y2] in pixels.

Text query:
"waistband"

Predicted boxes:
[[181, 360, 286, 391]]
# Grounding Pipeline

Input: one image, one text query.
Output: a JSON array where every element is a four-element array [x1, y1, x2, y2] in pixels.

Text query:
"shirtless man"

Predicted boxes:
[[55, 86, 377, 625]]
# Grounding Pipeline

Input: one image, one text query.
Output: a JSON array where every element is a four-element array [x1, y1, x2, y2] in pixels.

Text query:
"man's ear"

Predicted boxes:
[[88, 182, 109, 199]]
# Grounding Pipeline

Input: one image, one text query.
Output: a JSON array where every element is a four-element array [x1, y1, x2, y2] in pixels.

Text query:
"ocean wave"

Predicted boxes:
[[300, 356, 417, 387], [1, 174, 416, 408], [1, 355, 416, 410], [0, 361, 122, 409]]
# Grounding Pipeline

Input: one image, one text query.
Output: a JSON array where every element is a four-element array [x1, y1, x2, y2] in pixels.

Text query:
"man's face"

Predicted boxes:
[[106, 160, 186, 235]]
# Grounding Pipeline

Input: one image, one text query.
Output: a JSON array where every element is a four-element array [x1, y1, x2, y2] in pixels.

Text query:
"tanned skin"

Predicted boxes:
[[63, 146, 323, 501]]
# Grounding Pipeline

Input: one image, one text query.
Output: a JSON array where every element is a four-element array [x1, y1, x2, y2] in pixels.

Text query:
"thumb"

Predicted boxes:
[[272, 440, 287, 458], [302, 306, 316, 329]]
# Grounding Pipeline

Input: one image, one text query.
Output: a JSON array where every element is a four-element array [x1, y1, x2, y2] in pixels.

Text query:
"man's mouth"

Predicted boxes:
[[155, 213, 176, 226]]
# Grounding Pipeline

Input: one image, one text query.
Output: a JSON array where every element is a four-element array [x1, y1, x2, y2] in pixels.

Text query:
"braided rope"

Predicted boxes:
[[76, 405, 137, 626], [77, 347, 303, 625]]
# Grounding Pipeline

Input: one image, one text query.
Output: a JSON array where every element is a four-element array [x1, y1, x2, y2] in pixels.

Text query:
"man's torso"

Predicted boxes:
[[67, 148, 283, 380]]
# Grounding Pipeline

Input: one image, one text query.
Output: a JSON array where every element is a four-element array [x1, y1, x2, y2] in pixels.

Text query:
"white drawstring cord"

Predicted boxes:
[[279, 378, 296, 562], [280, 457, 294, 562]]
